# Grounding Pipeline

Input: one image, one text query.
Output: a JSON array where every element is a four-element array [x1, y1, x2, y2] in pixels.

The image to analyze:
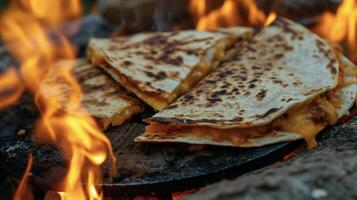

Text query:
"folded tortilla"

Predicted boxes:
[[41, 59, 143, 130], [87, 28, 253, 110], [136, 19, 357, 149]]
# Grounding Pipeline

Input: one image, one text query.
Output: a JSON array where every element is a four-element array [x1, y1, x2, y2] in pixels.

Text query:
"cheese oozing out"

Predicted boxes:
[[100, 103, 143, 129]]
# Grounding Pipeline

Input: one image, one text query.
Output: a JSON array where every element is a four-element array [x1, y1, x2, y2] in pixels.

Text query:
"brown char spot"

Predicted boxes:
[[327, 60, 337, 75], [256, 89, 267, 101], [274, 53, 284, 59], [144, 71, 167, 81], [249, 84, 256, 88], [207, 98, 222, 103], [123, 61, 132, 66], [182, 94, 194, 103], [255, 107, 282, 120]]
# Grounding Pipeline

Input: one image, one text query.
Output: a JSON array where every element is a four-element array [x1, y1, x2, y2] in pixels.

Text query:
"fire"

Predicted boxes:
[[0, 0, 115, 199], [264, 12, 277, 27], [190, 0, 356, 62], [313, 0, 357, 61], [190, 0, 271, 30], [0, 69, 24, 109], [13, 154, 33, 200]]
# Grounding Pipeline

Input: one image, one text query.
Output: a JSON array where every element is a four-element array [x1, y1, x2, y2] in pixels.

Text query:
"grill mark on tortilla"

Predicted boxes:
[[256, 89, 267, 101], [89, 29, 258, 106], [148, 18, 339, 128], [144, 71, 168, 81], [255, 107, 282, 120], [123, 61, 132, 66], [327, 59, 338, 75]]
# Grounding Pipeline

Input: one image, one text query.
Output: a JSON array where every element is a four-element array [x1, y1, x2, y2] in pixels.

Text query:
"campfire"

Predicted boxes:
[[0, 0, 356, 199]]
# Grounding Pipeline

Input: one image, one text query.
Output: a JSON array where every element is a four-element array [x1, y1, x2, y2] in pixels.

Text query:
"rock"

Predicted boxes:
[[184, 117, 357, 200]]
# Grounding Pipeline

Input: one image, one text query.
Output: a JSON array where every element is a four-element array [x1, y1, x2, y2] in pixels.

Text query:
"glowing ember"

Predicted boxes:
[[313, 0, 357, 61], [0, 0, 116, 199]]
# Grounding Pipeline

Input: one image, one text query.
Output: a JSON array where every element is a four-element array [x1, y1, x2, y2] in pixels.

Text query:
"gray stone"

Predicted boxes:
[[184, 117, 357, 200]]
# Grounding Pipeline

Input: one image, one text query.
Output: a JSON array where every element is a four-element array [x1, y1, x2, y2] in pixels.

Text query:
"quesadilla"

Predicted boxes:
[[87, 28, 253, 110], [41, 59, 143, 129], [136, 19, 357, 149]]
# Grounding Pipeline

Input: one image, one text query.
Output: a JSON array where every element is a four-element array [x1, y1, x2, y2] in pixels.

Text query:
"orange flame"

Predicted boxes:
[[0, 0, 115, 199], [264, 12, 277, 27], [313, 0, 357, 61], [190, 0, 271, 30], [13, 154, 33, 200], [0, 69, 24, 109]]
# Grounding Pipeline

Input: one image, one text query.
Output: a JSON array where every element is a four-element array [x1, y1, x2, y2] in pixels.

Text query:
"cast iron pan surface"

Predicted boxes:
[[0, 99, 305, 197]]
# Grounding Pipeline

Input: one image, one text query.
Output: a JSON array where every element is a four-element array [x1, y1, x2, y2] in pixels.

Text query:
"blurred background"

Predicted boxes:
[[0, 0, 97, 12], [0, 0, 354, 62]]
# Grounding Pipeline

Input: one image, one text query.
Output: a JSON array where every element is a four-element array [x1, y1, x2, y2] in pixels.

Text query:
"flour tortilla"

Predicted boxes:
[[41, 59, 143, 129], [136, 18, 356, 147], [135, 54, 356, 147], [146, 18, 340, 128], [87, 28, 253, 110]]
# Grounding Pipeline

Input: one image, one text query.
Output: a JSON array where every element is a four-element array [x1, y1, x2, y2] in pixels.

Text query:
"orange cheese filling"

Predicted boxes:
[[100, 103, 143, 130], [145, 95, 338, 149]]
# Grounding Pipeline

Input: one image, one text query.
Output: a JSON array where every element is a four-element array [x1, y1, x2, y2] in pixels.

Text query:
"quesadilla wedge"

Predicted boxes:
[[136, 19, 357, 149], [41, 59, 143, 130], [87, 28, 253, 110]]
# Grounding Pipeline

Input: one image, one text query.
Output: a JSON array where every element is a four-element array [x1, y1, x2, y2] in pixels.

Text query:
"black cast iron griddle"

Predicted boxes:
[[0, 99, 305, 198], [102, 123, 303, 197]]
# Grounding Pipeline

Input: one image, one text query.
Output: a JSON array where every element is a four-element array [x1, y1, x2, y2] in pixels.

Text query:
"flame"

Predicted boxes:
[[13, 154, 33, 200], [264, 12, 277, 27], [313, 0, 357, 61], [0, 69, 24, 109], [189, 0, 207, 21], [190, 0, 271, 30], [0, 0, 116, 199]]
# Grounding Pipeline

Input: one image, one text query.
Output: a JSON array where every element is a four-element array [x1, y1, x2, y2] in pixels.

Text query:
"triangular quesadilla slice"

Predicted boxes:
[[87, 28, 253, 110], [41, 59, 143, 130]]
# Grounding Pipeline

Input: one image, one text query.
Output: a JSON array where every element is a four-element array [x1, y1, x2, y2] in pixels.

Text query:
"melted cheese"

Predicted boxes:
[[101, 104, 143, 129], [145, 95, 338, 149], [274, 96, 337, 149], [100, 64, 169, 110], [146, 50, 350, 148]]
